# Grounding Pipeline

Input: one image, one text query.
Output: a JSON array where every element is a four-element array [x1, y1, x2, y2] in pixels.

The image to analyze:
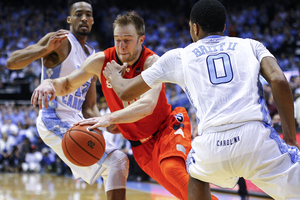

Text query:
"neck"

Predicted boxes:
[[200, 32, 223, 40], [71, 31, 88, 48]]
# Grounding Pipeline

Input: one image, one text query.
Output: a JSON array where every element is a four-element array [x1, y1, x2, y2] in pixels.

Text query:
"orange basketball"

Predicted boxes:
[[62, 124, 105, 167]]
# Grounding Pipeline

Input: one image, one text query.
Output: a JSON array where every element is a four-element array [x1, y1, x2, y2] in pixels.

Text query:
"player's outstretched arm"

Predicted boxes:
[[103, 60, 151, 101], [31, 52, 105, 110], [6, 30, 69, 70], [76, 82, 162, 129], [260, 56, 300, 149]]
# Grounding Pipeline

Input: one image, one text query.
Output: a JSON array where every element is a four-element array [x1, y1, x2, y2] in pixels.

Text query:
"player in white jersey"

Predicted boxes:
[[101, 0, 300, 199], [6, 1, 128, 199]]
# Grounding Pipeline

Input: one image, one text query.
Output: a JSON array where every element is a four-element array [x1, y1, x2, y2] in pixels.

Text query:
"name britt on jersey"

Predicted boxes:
[[192, 42, 238, 57]]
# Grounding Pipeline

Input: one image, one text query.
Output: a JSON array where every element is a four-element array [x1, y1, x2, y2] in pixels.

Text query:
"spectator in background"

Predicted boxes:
[[294, 88, 300, 128], [0, 133, 18, 172], [272, 113, 283, 132], [1, 118, 19, 146], [289, 75, 300, 98], [41, 147, 55, 173], [277, 52, 290, 71], [21, 144, 43, 173]]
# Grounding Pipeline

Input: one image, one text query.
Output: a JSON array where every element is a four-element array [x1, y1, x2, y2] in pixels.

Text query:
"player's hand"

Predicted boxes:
[[103, 60, 127, 81], [31, 80, 56, 109], [75, 116, 111, 129], [46, 29, 69, 52]]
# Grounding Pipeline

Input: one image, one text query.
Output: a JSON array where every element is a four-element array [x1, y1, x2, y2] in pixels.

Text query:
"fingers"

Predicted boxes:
[[103, 61, 122, 80], [31, 81, 56, 110], [75, 117, 110, 129], [120, 62, 128, 76]]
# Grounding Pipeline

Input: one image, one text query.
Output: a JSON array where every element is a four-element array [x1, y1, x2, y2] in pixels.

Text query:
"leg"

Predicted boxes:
[[107, 189, 126, 200], [188, 175, 212, 200], [237, 177, 248, 200], [161, 157, 189, 199], [101, 150, 129, 200], [161, 156, 217, 200]]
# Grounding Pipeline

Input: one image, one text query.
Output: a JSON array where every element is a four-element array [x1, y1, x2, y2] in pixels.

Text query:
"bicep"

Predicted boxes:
[[67, 53, 104, 91], [260, 56, 286, 83]]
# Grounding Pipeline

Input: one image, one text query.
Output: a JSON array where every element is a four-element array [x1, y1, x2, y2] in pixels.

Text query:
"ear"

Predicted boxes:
[[193, 23, 199, 37], [139, 35, 145, 45], [67, 16, 71, 24], [223, 24, 226, 33]]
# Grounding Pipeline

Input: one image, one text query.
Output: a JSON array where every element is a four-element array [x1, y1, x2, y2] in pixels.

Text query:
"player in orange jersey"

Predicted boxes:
[[31, 11, 218, 200]]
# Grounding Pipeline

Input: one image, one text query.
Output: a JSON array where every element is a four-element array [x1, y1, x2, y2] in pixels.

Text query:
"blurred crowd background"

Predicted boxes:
[[0, 0, 300, 180]]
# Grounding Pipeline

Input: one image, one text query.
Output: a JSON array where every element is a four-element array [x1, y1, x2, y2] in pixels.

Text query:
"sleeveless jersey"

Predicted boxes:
[[101, 46, 172, 141], [141, 36, 274, 134], [40, 33, 95, 136]]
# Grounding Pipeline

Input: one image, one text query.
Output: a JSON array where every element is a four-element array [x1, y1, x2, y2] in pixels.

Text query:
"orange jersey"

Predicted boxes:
[[101, 46, 172, 141]]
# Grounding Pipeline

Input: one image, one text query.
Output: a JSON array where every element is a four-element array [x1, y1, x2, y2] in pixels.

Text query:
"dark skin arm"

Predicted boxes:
[[260, 56, 299, 149], [6, 29, 69, 70], [81, 75, 101, 118]]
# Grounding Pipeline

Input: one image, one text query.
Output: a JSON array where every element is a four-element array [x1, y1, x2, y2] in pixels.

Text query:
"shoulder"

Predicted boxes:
[[144, 54, 159, 70], [161, 48, 182, 62]]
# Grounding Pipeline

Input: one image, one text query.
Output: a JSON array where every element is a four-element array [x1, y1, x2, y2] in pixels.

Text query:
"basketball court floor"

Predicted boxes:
[[0, 173, 273, 200]]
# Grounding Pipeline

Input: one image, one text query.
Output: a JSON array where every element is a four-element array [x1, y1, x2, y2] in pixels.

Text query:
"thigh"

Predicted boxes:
[[36, 116, 108, 185], [244, 126, 300, 199], [157, 107, 192, 164]]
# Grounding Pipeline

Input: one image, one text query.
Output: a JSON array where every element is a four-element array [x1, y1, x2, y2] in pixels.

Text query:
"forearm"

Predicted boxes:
[[107, 99, 156, 125], [6, 46, 49, 70], [44, 77, 72, 96], [271, 79, 297, 142], [82, 104, 101, 119]]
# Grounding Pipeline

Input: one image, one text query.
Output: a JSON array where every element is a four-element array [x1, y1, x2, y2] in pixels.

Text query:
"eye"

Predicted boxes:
[[86, 13, 93, 17], [75, 13, 82, 17]]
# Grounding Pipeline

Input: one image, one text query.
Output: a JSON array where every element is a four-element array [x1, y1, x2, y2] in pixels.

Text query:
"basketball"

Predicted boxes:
[[62, 124, 105, 167]]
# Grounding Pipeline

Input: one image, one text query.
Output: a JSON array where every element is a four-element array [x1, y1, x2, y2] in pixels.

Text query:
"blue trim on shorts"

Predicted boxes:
[[257, 77, 272, 125], [186, 141, 196, 175], [267, 125, 300, 164], [41, 108, 71, 138]]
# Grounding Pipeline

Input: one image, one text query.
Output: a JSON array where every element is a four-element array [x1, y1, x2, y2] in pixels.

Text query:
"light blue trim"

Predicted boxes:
[[267, 125, 300, 164], [257, 76, 272, 125], [41, 108, 71, 138]]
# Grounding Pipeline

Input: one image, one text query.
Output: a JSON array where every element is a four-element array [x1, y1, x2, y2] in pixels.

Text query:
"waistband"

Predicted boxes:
[[128, 130, 158, 147]]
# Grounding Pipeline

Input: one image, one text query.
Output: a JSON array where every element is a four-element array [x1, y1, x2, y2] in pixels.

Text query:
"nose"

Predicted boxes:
[[81, 14, 87, 22], [120, 41, 126, 49]]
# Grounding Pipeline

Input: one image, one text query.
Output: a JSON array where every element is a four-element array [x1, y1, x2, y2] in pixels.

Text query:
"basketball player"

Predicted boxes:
[[30, 11, 217, 200], [6, 1, 128, 199], [100, 0, 300, 199]]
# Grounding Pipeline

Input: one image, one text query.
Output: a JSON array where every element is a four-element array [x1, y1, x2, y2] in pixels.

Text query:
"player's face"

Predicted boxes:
[[114, 24, 145, 65], [68, 2, 94, 36]]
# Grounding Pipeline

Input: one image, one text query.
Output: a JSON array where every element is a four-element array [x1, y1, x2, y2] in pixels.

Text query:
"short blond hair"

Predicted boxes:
[[113, 11, 145, 37]]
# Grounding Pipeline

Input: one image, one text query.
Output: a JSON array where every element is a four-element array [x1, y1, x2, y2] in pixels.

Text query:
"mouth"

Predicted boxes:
[[119, 52, 129, 56], [79, 25, 89, 31]]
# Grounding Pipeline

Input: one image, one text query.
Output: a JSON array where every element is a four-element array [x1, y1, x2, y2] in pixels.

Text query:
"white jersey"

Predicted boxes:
[[37, 33, 125, 187], [141, 35, 274, 135], [40, 33, 94, 136]]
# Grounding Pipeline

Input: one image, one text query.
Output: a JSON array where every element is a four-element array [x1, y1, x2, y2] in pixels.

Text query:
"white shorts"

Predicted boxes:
[[37, 110, 116, 185], [187, 121, 300, 200]]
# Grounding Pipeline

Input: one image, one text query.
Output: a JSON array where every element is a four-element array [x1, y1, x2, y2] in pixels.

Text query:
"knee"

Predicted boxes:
[[106, 150, 129, 177], [161, 156, 185, 177]]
